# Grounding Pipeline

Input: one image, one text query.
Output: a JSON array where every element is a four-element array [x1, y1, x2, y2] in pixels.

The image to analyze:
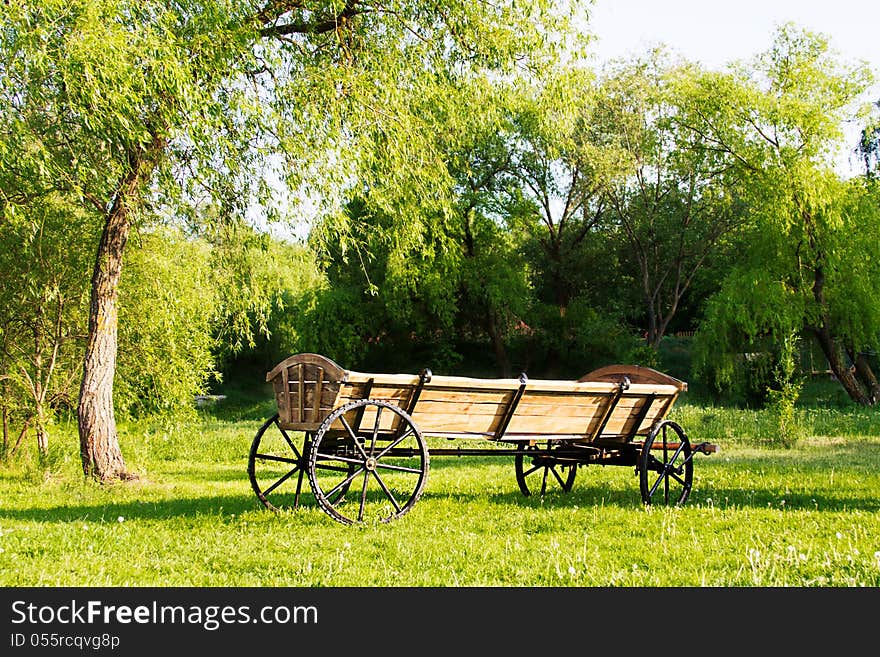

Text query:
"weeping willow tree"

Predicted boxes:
[[0, 0, 588, 479], [687, 24, 880, 406]]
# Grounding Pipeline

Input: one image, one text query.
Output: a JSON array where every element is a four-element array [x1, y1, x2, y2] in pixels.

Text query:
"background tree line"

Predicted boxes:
[[1, 2, 878, 475]]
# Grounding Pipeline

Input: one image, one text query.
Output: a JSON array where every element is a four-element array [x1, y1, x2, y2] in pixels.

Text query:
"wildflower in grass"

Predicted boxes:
[[568, 566, 576, 576], [117, 516, 125, 523], [837, 532, 844, 539]]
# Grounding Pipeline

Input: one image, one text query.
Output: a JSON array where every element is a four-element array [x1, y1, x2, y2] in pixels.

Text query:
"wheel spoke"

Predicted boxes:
[[648, 471, 665, 498], [315, 452, 363, 466], [522, 463, 541, 478], [369, 406, 382, 456], [263, 467, 300, 496], [540, 465, 549, 496], [669, 471, 687, 487], [374, 461, 424, 474], [293, 467, 304, 508], [339, 415, 361, 443], [358, 470, 369, 522], [325, 467, 365, 499], [550, 466, 568, 489], [374, 428, 415, 459], [350, 438, 371, 461], [254, 453, 299, 465], [273, 419, 301, 460], [314, 462, 356, 474], [668, 443, 686, 464], [370, 470, 402, 512]]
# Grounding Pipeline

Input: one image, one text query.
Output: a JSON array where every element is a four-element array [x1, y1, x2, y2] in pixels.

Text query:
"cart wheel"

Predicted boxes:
[[514, 442, 577, 497], [639, 420, 693, 506], [248, 414, 353, 511], [307, 399, 429, 525]]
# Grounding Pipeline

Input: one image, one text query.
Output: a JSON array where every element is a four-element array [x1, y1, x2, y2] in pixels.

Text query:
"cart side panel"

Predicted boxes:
[[578, 364, 687, 392], [590, 392, 680, 442], [333, 382, 517, 435], [267, 353, 346, 430]]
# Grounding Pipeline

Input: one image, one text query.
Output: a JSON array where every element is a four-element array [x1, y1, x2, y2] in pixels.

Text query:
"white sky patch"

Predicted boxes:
[[587, 0, 880, 75], [585, 0, 880, 177]]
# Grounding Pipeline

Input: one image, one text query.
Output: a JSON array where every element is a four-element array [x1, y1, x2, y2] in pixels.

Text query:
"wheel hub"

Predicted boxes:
[[364, 456, 377, 471]]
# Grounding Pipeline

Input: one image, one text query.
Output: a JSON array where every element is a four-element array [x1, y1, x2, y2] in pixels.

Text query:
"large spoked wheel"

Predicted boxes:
[[639, 420, 693, 506], [307, 399, 429, 525], [514, 442, 577, 497], [248, 414, 353, 511]]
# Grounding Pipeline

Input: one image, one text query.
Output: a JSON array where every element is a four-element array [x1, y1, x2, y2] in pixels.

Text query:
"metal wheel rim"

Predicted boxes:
[[639, 420, 693, 506], [514, 442, 577, 497], [248, 415, 354, 511], [307, 399, 429, 525]]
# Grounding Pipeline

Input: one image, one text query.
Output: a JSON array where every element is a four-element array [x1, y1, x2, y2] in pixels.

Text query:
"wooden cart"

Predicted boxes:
[[248, 353, 718, 525]]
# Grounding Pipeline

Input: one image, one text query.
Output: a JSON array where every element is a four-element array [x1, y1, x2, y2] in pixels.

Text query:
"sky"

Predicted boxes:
[[587, 0, 880, 76], [265, 2, 880, 237], [585, 0, 880, 175]]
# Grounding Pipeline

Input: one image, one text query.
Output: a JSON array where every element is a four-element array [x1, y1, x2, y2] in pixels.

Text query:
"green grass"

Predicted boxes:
[[2, 393, 879, 587]]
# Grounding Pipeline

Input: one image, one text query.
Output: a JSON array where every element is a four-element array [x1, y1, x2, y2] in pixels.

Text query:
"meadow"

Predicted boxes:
[[2, 381, 879, 587]]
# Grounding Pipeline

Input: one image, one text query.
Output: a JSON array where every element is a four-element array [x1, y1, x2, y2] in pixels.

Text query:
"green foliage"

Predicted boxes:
[[115, 228, 220, 418], [588, 49, 744, 346], [687, 26, 880, 404], [765, 332, 806, 448], [0, 194, 96, 453]]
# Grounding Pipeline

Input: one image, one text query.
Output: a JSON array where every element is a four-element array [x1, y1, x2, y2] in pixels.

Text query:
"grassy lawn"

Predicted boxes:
[[2, 389, 879, 587]]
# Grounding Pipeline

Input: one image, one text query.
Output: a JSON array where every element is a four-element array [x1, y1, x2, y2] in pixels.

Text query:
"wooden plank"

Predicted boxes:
[[409, 410, 503, 434], [281, 365, 290, 424], [504, 414, 600, 435], [578, 364, 688, 391], [266, 353, 346, 383], [297, 363, 304, 423], [287, 384, 340, 409], [344, 370, 679, 396], [312, 367, 323, 423], [399, 399, 604, 418], [337, 389, 664, 411]]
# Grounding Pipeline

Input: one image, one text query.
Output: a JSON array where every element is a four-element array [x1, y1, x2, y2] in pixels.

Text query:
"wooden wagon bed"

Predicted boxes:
[[248, 353, 718, 525]]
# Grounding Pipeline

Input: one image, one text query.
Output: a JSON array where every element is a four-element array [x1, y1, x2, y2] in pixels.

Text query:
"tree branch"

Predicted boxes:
[[260, 0, 365, 38]]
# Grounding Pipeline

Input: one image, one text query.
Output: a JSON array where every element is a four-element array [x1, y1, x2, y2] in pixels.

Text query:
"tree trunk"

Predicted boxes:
[[78, 151, 151, 480], [33, 344, 48, 456], [852, 352, 880, 404], [644, 292, 660, 349], [809, 255, 873, 406], [487, 312, 512, 378], [2, 402, 8, 458], [812, 327, 872, 405]]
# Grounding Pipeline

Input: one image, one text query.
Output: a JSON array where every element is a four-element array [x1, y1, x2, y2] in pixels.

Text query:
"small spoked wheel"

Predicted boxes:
[[639, 420, 693, 506], [514, 442, 577, 497], [307, 399, 429, 525], [248, 414, 353, 511]]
